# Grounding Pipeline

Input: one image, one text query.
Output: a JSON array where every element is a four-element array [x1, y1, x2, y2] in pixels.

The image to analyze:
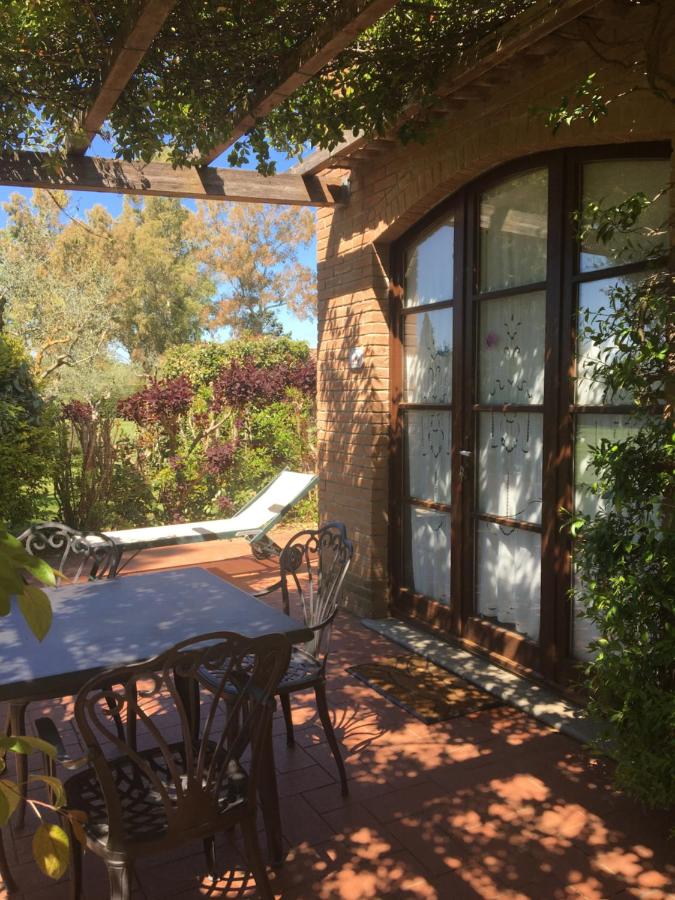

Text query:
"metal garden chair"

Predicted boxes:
[[18, 522, 118, 582], [35, 631, 291, 900], [202, 523, 353, 796]]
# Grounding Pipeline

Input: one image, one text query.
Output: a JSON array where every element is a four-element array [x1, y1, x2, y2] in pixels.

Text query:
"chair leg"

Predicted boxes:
[[203, 835, 217, 878], [67, 823, 82, 900], [241, 818, 273, 900], [106, 861, 131, 900], [279, 692, 294, 747], [0, 827, 18, 894], [8, 702, 28, 828], [313, 681, 348, 797]]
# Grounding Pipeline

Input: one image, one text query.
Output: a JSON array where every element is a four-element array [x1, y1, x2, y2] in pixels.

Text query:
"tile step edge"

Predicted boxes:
[[361, 617, 602, 745]]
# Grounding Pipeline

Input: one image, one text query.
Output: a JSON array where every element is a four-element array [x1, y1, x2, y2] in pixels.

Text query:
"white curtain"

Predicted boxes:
[[476, 521, 541, 640], [406, 410, 451, 504], [404, 309, 452, 404], [478, 291, 546, 405], [477, 412, 543, 524], [409, 507, 450, 605]]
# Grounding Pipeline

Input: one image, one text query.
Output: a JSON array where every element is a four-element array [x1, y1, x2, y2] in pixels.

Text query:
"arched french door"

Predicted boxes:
[[389, 143, 671, 681]]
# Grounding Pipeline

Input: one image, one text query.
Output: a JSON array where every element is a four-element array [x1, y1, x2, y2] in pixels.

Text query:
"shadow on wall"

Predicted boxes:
[[316, 239, 393, 617]]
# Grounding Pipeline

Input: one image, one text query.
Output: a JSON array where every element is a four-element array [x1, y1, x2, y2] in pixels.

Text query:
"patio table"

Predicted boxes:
[[0, 566, 311, 868]]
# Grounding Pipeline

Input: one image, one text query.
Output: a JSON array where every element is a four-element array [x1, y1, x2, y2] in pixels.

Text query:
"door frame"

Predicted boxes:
[[388, 141, 672, 684]]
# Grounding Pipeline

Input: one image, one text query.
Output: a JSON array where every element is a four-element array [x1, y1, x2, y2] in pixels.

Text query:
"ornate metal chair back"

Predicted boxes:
[[18, 522, 117, 582], [278, 522, 353, 661], [73, 631, 290, 854]]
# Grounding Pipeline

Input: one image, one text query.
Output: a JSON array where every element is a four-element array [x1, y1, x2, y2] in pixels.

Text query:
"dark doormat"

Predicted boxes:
[[347, 654, 502, 724]]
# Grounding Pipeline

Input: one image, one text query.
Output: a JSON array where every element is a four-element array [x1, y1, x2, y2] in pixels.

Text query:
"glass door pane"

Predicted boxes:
[[404, 217, 454, 306], [580, 159, 670, 271], [474, 167, 548, 644], [400, 216, 454, 606], [478, 291, 546, 404], [479, 169, 548, 292], [405, 508, 451, 605], [404, 308, 452, 403], [405, 410, 451, 504]]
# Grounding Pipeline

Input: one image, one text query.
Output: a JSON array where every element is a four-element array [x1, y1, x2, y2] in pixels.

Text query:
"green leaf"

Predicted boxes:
[[18, 555, 56, 587], [32, 823, 69, 880], [29, 774, 66, 809], [0, 532, 23, 552], [0, 568, 25, 607], [0, 780, 21, 824], [18, 585, 53, 641], [0, 735, 56, 758]]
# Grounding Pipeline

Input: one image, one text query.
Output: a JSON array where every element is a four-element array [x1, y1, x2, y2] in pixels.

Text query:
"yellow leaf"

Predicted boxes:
[[18, 584, 53, 641], [32, 823, 69, 880], [29, 774, 66, 808], [0, 781, 21, 825], [0, 735, 56, 758]]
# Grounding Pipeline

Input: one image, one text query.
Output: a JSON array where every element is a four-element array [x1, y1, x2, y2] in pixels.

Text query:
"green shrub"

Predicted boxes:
[[0, 334, 54, 530], [161, 336, 311, 386], [569, 268, 674, 810], [116, 337, 317, 525]]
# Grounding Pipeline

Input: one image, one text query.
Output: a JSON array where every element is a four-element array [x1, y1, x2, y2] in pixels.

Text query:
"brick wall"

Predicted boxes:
[[316, 20, 675, 617]]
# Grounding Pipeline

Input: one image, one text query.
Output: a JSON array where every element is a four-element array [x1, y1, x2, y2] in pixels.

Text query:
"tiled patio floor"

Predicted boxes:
[[2, 533, 673, 899]]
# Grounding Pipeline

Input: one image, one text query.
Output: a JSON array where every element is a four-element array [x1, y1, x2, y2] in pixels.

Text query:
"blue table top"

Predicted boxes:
[[0, 567, 310, 701]]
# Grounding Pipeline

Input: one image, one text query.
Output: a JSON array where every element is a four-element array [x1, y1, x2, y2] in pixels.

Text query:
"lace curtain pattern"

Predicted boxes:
[[475, 172, 547, 641]]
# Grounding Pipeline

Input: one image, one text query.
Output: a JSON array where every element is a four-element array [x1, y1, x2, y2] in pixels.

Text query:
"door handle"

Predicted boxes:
[[459, 450, 472, 458]]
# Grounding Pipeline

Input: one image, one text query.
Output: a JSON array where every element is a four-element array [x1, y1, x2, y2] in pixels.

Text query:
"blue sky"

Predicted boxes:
[[0, 138, 318, 345]]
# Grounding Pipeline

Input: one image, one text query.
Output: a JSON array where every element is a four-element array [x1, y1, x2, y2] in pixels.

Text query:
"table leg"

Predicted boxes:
[[258, 718, 284, 867], [173, 671, 200, 747]]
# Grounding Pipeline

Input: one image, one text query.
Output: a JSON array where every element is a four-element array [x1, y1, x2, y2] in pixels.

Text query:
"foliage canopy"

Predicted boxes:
[[0, 0, 536, 171]]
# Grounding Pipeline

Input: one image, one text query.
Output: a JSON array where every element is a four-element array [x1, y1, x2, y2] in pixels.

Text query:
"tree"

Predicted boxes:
[[107, 198, 215, 366], [0, 192, 217, 386], [190, 203, 315, 336], [0, 192, 115, 392], [0, 332, 54, 529]]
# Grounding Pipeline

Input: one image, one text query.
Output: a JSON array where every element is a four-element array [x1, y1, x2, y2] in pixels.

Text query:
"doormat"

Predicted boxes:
[[347, 654, 502, 724]]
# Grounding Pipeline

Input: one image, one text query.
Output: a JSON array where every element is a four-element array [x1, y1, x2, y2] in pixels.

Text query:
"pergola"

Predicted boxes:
[[0, 0, 605, 209]]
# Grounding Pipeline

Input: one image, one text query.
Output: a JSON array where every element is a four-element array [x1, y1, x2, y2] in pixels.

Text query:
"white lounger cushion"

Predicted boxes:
[[90, 470, 317, 550]]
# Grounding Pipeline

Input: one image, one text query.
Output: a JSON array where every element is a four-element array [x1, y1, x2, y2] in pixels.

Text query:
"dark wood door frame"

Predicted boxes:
[[388, 140, 672, 684]]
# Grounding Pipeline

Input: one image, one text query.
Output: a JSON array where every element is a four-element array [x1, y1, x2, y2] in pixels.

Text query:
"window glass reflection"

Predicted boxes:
[[580, 160, 669, 271], [404, 218, 454, 307], [575, 275, 641, 405], [480, 169, 548, 292]]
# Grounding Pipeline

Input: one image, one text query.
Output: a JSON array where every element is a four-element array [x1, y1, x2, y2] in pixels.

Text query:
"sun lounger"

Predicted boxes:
[[21, 470, 318, 578]]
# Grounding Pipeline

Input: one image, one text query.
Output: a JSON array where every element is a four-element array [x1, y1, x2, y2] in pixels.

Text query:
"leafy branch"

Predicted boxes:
[[566, 193, 674, 810], [0, 531, 80, 878]]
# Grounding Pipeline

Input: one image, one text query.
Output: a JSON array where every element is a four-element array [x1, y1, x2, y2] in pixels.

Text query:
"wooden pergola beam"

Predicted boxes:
[[294, 0, 603, 175], [200, 0, 399, 164], [69, 0, 178, 155], [0, 152, 346, 208]]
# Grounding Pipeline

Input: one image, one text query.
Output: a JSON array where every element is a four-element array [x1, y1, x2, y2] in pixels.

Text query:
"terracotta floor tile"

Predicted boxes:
[[276, 763, 336, 799], [361, 781, 451, 823], [3, 540, 673, 900], [280, 794, 335, 847]]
